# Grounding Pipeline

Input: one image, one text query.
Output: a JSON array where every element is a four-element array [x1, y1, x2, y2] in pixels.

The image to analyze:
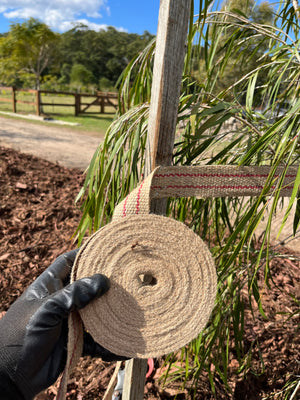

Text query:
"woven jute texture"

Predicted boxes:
[[71, 214, 217, 358], [113, 165, 298, 219], [56, 311, 83, 399]]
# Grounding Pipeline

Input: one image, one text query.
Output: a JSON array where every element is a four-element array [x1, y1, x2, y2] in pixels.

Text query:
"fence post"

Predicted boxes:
[[12, 87, 16, 113], [36, 90, 41, 116], [74, 93, 80, 116], [100, 95, 105, 114]]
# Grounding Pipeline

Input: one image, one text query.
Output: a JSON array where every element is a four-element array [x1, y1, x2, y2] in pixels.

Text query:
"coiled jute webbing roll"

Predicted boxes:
[[57, 164, 298, 399], [72, 213, 217, 358]]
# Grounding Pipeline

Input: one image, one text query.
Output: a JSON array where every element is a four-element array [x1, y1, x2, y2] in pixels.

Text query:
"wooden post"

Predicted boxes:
[[122, 1, 191, 398], [100, 95, 105, 114], [36, 90, 41, 116], [123, 359, 148, 399], [146, 0, 191, 172], [12, 87, 16, 113], [74, 93, 80, 116]]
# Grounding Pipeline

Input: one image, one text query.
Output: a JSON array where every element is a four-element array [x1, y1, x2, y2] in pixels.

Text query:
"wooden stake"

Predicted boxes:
[[122, 358, 148, 399], [146, 0, 191, 171], [122, 1, 191, 398], [12, 87, 16, 113], [36, 90, 41, 116]]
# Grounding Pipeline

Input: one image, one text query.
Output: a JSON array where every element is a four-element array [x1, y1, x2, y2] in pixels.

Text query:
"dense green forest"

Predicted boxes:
[[0, 18, 155, 92]]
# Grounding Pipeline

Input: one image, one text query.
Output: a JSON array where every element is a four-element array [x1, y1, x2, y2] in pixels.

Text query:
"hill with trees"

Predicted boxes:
[[0, 18, 155, 92]]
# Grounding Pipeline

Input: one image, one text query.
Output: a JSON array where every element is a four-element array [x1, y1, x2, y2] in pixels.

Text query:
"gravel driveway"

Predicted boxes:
[[0, 116, 102, 170]]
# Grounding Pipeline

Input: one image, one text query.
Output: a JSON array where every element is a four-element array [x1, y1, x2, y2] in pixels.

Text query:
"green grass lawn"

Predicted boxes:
[[0, 89, 117, 136]]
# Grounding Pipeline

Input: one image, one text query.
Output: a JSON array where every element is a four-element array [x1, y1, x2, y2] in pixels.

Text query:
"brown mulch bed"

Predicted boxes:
[[0, 146, 299, 399]]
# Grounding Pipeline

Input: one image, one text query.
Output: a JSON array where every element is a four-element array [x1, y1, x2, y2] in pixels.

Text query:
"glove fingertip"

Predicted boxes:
[[74, 273, 110, 304], [59, 274, 110, 312], [90, 273, 110, 296]]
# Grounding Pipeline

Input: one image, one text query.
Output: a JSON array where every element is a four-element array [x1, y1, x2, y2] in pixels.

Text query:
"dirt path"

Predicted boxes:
[[0, 116, 102, 170]]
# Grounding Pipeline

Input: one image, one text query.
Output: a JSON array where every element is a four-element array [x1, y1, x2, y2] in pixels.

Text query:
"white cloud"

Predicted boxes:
[[59, 19, 110, 33], [0, 0, 123, 32]]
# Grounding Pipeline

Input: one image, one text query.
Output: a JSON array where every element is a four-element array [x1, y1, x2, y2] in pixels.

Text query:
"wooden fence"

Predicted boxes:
[[0, 87, 118, 116]]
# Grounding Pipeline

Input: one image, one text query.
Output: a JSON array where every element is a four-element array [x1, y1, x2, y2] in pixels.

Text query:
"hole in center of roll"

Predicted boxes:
[[138, 273, 157, 286]]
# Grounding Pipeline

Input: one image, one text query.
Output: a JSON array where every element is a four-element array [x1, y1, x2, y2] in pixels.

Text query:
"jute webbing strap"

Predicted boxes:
[[113, 165, 298, 218], [57, 164, 298, 399], [56, 312, 83, 399]]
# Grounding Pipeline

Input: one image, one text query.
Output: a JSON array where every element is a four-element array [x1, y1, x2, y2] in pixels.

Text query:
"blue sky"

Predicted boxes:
[[0, 0, 161, 35], [0, 1, 272, 36]]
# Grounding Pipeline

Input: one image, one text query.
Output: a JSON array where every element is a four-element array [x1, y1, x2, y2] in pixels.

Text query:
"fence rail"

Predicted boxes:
[[0, 87, 118, 116]]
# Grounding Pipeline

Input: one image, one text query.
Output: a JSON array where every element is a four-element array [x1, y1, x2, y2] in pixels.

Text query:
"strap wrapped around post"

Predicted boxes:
[[114, 165, 298, 220]]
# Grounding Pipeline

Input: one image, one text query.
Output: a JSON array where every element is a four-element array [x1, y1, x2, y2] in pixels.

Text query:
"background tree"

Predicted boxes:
[[220, 0, 273, 99], [70, 63, 95, 92], [0, 18, 59, 89], [57, 25, 155, 91], [191, 0, 274, 102]]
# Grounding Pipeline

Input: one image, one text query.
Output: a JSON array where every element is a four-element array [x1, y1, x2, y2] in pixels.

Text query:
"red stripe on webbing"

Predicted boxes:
[[151, 184, 294, 191], [123, 195, 129, 217], [136, 180, 145, 214], [154, 173, 297, 179]]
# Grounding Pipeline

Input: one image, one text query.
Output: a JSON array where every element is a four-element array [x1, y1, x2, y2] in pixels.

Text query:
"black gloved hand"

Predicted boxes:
[[0, 250, 124, 400]]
